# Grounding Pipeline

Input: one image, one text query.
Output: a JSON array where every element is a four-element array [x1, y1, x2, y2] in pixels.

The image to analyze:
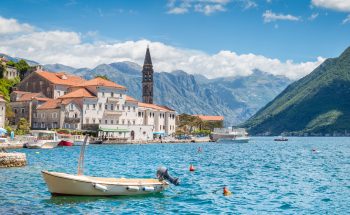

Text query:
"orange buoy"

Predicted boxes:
[[223, 186, 232, 196], [189, 164, 195, 171]]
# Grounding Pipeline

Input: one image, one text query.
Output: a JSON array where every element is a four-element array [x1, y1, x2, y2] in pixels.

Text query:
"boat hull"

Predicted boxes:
[[58, 140, 73, 147], [27, 141, 59, 149], [216, 137, 250, 143], [42, 171, 169, 196]]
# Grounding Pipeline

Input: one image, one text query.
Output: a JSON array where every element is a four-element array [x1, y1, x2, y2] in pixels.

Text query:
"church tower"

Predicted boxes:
[[142, 46, 154, 104]]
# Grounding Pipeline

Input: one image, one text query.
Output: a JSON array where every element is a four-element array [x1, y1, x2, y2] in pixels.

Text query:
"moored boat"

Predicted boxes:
[[42, 170, 170, 196], [42, 135, 179, 196], [58, 134, 73, 146], [72, 135, 89, 146], [211, 128, 249, 143], [26, 130, 60, 149]]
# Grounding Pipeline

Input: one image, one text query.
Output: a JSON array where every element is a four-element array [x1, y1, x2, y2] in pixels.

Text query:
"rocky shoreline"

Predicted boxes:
[[0, 152, 27, 168]]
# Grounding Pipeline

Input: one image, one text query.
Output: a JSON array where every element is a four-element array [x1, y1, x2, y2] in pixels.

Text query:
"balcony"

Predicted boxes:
[[64, 117, 80, 123], [107, 97, 120, 103], [104, 110, 123, 116]]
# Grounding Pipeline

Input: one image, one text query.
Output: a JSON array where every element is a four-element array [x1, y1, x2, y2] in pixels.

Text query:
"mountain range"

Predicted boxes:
[[44, 62, 291, 125], [242, 46, 350, 135], [0, 52, 292, 126]]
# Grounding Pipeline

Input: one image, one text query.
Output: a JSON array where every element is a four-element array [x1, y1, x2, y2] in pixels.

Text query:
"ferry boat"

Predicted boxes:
[[211, 127, 249, 143], [26, 130, 60, 149]]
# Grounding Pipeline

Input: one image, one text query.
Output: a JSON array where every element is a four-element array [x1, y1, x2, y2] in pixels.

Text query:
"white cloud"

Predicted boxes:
[[166, 0, 256, 15], [312, 0, 350, 12], [308, 12, 319, 20], [342, 14, 350, 24], [0, 16, 34, 35], [0, 16, 324, 80], [263, 10, 301, 23], [194, 3, 226, 15]]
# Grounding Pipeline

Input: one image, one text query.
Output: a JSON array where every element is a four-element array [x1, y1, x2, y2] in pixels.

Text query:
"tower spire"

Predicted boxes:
[[142, 46, 154, 104], [144, 46, 152, 65]]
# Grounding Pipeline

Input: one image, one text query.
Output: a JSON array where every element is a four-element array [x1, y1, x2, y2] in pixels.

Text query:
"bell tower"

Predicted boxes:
[[142, 46, 154, 104]]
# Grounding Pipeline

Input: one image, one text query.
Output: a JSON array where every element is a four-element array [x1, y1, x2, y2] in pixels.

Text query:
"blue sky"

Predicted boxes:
[[0, 0, 349, 79]]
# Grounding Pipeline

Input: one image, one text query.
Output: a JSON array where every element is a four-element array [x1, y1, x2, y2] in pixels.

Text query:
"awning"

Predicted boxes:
[[153, 131, 165, 135], [99, 128, 130, 132]]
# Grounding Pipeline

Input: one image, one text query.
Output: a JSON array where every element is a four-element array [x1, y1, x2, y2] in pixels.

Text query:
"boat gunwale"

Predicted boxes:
[[42, 170, 168, 186]]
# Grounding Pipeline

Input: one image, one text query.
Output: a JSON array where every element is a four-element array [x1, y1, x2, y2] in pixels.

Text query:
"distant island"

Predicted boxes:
[[242, 46, 350, 137]]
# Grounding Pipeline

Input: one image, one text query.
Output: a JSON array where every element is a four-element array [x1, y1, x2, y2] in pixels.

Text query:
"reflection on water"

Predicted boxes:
[[46, 192, 166, 205]]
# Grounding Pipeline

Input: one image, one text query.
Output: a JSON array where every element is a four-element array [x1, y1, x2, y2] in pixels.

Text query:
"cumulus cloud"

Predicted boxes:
[[0, 16, 34, 34], [0, 16, 324, 80], [311, 0, 350, 12], [263, 10, 301, 23]]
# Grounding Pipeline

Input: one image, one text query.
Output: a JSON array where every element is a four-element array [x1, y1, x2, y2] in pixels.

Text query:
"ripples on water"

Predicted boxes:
[[1, 137, 349, 214]]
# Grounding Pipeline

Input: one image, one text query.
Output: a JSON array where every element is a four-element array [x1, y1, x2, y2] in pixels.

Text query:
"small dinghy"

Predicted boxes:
[[42, 136, 179, 196]]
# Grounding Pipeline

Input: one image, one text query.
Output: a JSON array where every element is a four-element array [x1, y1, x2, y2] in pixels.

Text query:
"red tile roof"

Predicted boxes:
[[138, 102, 174, 112], [58, 88, 95, 99], [37, 99, 61, 110], [81, 77, 126, 90], [17, 93, 43, 101], [193, 115, 224, 121], [125, 95, 138, 102], [36, 71, 86, 86]]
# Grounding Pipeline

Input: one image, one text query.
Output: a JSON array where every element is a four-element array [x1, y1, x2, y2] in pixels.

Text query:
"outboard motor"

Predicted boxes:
[[157, 166, 179, 186]]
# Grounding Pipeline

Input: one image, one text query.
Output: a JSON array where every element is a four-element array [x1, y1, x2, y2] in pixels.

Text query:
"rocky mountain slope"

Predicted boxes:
[[242, 47, 350, 135]]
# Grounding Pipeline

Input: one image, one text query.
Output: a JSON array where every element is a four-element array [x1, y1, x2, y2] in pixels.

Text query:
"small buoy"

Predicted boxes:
[[223, 186, 232, 196], [189, 164, 195, 171], [312, 148, 317, 152]]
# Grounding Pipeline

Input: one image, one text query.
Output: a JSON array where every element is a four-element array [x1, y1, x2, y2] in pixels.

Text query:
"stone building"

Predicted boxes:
[[9, 91, 49, 126], [1, 56, 19, 79], [0, 95, 6, 128], [16, 67, 85, 98]]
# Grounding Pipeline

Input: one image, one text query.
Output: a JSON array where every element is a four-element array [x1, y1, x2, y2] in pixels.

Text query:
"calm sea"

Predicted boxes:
[[1, 137, 349, 214]]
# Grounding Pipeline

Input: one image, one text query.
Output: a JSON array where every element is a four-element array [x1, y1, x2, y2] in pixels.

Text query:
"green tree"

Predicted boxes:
[[95, 74, 110, 80], [0, 64, 4, 79], [6, 61, 16, 67], [15, 118, 30, 135], [15, 59, 30, 80]]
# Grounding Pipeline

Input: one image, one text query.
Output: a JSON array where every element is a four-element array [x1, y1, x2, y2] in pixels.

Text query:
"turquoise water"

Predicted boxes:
[[1, 137, 349, 214]]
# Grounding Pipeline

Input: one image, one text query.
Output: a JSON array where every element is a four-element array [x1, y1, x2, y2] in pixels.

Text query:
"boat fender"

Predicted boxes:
[[142, 186, 155, 192], [93, 183, 108, 192], [126, 186, 140, 191]]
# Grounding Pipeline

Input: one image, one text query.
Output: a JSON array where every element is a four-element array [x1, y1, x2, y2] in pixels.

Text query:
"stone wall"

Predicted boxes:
[[0, 152, 27, 168]]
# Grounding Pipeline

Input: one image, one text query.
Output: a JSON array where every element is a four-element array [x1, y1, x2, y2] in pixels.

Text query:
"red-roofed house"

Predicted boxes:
[[15, 68, 86, 99]]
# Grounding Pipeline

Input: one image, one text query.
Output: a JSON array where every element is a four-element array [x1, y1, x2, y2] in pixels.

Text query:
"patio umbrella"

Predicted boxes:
[[0, 128, 7, 135]]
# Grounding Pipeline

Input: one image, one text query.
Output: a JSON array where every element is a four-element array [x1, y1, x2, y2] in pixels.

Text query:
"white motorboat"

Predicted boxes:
[[72, 135, 89, 146], [212, 127, 249, 143], [26, 130, 60, 149], [42, 136, 179, 196], [42, 171, 169, 196]]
